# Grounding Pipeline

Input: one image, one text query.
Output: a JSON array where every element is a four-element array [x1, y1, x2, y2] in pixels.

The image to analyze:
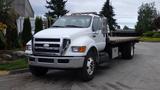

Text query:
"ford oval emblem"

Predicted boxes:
[[43, 44, 49, 47]]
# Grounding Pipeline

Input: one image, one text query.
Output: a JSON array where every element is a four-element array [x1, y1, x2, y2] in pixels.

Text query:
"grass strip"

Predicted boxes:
[[0, 58, 28, 71], [140, 37, 160, 42]]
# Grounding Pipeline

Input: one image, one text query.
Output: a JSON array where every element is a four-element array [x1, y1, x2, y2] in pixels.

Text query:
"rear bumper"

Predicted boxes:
[[27, 55, 85, 69]]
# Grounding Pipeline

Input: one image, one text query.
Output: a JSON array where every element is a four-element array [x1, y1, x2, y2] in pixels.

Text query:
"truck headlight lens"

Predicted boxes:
[[26, 45, 32, 50], [72, 46, 86, 52]]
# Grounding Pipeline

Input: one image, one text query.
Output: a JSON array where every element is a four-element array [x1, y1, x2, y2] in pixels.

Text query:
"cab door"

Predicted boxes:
[[92, 17, 106, 51]]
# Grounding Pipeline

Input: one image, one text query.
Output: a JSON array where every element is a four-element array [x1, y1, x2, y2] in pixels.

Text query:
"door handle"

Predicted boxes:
[[92, 32, 97, 38]]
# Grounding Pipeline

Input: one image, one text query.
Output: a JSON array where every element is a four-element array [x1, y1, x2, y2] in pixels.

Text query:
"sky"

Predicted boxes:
[[29, 0, 160, 28]]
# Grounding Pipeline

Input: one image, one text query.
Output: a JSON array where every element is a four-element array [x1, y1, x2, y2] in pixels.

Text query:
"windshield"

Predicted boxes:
[[52, 15, 92, 28]]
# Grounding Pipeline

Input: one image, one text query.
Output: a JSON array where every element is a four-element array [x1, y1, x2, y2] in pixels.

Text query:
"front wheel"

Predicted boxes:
[[81, 50, 96, 81], [29, 66, 48, 77]]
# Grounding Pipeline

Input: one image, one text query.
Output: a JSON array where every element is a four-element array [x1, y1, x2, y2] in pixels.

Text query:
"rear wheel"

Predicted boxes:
[[29, 66, 48, 77], [81, 50, 96, 81], [121, 43, 134, 59]]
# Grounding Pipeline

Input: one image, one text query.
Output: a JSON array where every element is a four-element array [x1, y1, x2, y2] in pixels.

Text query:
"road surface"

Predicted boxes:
[[0, 42, 160, 90]]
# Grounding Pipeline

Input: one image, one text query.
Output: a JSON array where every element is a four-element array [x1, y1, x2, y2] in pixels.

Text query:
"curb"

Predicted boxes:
[[9, 68, 29, 75]]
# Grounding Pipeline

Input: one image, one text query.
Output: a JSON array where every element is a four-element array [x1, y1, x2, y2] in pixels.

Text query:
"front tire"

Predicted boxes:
[[29, 66, 48, 77], [81, 50, 96, 81]]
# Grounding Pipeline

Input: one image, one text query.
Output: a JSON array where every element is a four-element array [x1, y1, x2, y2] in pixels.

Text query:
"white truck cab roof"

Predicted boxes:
[[67, 12, 101, 17]]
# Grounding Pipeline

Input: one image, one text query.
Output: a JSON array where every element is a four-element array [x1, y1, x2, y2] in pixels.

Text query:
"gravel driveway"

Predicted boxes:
[[0, 42, 160, 90]]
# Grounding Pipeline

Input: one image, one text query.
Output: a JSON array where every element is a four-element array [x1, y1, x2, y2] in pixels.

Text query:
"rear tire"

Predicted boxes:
[[121, 43, 134, 59], [81, 50, 96, 81], [29, 66, 48, 77]]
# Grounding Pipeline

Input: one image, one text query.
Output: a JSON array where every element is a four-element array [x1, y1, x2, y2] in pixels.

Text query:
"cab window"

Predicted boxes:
[[92, 17, 102, 31]]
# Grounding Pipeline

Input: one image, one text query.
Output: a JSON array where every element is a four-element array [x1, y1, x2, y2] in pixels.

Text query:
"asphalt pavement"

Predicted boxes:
[[0, 42, 160, 90]]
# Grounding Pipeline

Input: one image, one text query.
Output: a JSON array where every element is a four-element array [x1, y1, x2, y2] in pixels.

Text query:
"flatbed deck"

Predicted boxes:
[[109, 37, 139, 44]]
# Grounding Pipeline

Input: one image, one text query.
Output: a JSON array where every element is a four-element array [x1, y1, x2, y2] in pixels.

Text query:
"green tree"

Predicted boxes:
[[35, 17, 43, 33], [0, 0, 11, 49], [135, 2, 157, 34], [6, 9, 20, 49], [153, 16, 160, 30], [0, 0, 20, 49], [5, 24, 19, 49], [0, 0, 12, 23], [21, 17, 32, 46], [100, 0, 117, 31], [45, 0, 69, 18]]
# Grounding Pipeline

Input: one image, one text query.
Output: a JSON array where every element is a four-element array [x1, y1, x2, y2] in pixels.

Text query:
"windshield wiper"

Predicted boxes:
[[65, 25, 83, 28]]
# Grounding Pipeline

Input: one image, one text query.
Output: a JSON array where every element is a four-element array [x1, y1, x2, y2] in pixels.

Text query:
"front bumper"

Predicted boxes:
[[27, 55, 85, 69]]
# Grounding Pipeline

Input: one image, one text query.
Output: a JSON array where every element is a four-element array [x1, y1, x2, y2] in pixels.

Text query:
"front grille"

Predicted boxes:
[[33, 38, 61, 56], [35, 38, 60, 42], [35, 44, 60, 47]]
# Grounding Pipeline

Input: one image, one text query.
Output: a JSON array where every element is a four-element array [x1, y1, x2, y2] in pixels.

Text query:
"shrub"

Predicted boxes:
[[0, 22, 7, 49], [21, 17, 32, 47], [143, 31, 155, 37], [152, 32, 160, 38], [5, 26, 19, 49], [0, 31, 5, 49], [11, 27, 19, 48], [0, 22, 7, 31], [35, 17, 43, 34]]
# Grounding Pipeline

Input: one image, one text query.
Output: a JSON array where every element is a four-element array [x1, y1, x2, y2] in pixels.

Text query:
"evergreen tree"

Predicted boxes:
[[135, 2, 157, 34], [35, 17, 43, 33], [21, 17, 32, 46], [100, 0, 117, 31], [45, 0, 69, 18]]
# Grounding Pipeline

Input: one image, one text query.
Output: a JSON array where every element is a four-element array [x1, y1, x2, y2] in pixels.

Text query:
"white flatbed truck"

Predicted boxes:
[[25, 12, 139, 81]]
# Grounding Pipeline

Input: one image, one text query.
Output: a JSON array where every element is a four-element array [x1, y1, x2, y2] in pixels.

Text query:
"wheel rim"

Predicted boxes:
[[87, 58, 95, 75]]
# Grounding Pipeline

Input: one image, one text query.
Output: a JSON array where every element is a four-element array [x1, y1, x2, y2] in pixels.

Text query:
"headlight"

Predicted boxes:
[[26, 45, 32, 50], [72, 46, 86, 52]]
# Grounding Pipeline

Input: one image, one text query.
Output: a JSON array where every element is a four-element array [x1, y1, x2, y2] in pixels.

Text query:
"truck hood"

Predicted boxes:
[[34, 28, 90, 39]]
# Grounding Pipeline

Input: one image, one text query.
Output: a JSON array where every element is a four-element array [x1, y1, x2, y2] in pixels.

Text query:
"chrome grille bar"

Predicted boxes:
[[33, 38, 61, 56]]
